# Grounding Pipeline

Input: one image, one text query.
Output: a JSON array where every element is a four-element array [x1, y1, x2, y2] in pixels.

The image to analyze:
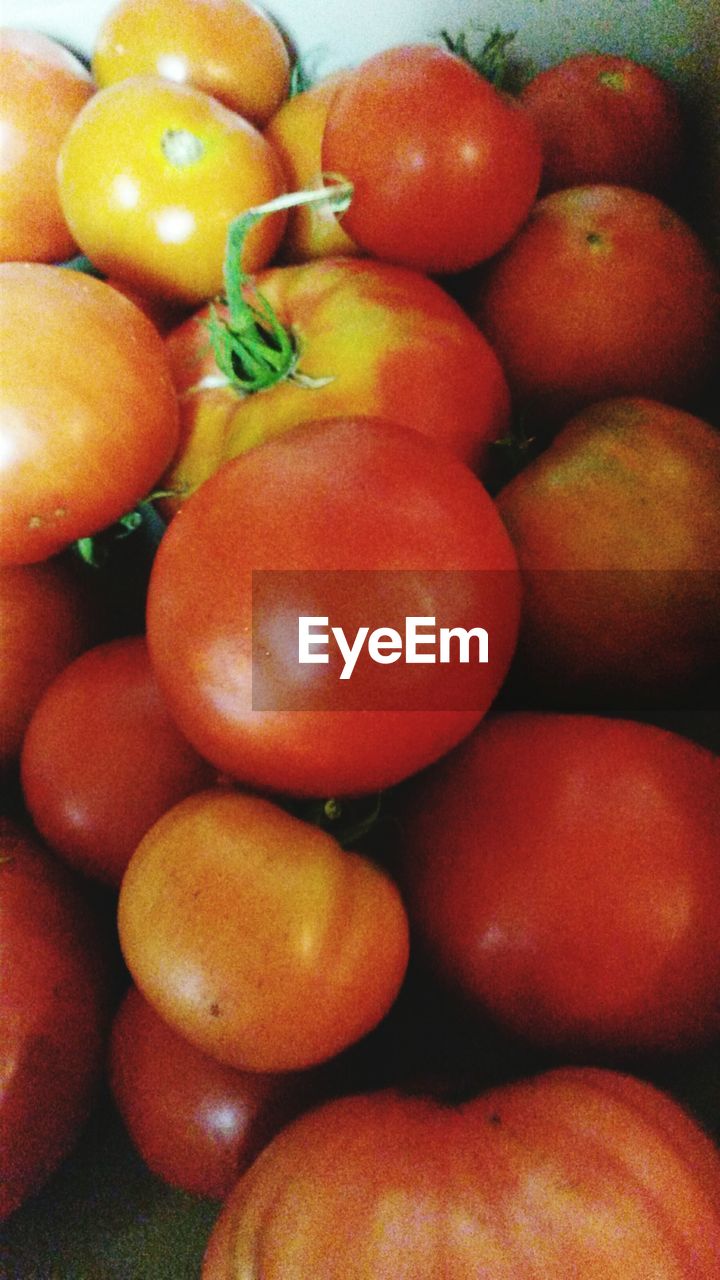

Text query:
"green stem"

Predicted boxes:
[[209, 181, 354, 395], [440, 25, 517, 88]]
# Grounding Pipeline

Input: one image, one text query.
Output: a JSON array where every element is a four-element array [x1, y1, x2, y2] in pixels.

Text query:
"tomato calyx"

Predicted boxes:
[[74, 491, 173, 568], [208, 181, 353, 394], [439, 25, 517, 89], [283, 793, 384, 850]]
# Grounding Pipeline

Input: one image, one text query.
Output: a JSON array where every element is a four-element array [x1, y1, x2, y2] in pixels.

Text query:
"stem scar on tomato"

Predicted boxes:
[[161, 128, 205, 166]]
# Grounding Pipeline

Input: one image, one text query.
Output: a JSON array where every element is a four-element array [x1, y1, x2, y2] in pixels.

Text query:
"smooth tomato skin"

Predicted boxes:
[[0, 265, 179, 565], [0, 29, 93, 263], [520, 53, 686, 195], [92, 0, 290, 127], [264, 73, 361, 262], [117, 788, 410, 1072], [0, 820, 111, 1220], [57, 76, 286, 304], [109, 985, 323, 1199], [475, 184, 720, 424], [203, 1067, 720, 1279], [0, 557, 95, 772], [160, 257, 511, 515], [321, 44, 542, 273], [399, 713, 720, 1057], [20, 636, 216, 886], [496, 397, 720, 705], [147, 417, 520, 798]]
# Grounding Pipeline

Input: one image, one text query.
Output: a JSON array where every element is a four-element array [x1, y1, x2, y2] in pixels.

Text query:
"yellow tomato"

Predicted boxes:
[[0, 29, 93, 263], [92, 0, 290, 127], [57, 76, 287, 304], [265, 73, 361, 262]]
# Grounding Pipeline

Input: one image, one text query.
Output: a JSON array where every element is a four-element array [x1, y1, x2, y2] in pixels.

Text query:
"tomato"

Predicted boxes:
[[203, 1067, 720, 1278], [109, 985, 323, 1199], [520, 53, 686, 196], [264, 73, 361, 262], [474, 184, 720, 425], [495, 397, 720, 706], [0, 29, 93, 264], [20, 636, 216, 886], [0, 556, 95, 773], [57, 76, 286, 304], [0, 819, 111, 1220], [146, 417, 520, 798], [321, 44, 542, 273], [0, 265, 179, 564], [160, 256, 511, 515], [399, 712, 720, 1057], [117, 788, 410, 1071], [92, 0, 290, 127]]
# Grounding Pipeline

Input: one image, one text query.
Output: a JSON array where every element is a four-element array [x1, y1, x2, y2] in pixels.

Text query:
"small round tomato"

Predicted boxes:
[[0, 556, 95, 773], [474, 184, 720, 424], [21, 636, 216, 886], [117, 788, 410, 1071], [0, 819, 111, 1220], [321, 44, 542, 273], [520, 53, 686, 196], [0, 29, 93, 264], [202, 1068, 720, 1279], [399, 713, 720, 1057], [264, 72, 361, 262], [0, 265, 179, 564], [160, 256, 511, 515], [57, 76, 287, 303], [92, 0, 290, 126], [109, 985, 323, 1199], [146, 417, 520, 798]]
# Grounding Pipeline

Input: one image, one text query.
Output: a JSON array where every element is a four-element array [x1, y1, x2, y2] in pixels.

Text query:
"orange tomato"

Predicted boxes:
[[92, 0, 290, 127], [0, 29, 93, 263], [57, 76, 287, 303], [264, 73, 361, 262]]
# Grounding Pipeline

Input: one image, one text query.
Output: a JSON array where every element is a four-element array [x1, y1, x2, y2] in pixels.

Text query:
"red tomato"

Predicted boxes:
[[109, 985, 323, 1199], [92, 0, 290, 127], [496, 397, 720, 705], [474, 184, 720, 424], [0, 29, 93, 263], [0, 819, 111, 1220], [520, 53, 686, 196], [202, 1067, 720, 1278], [0, 265, 179, 565], [117, 788, 410, 1071], [399, 712, 720, 1057], [57, 76, 286, 304], [20, 636, 216, 886], [146, 417, 520, 797], [321, 44, 542, 273], [0, 557, 95, 772], [159, 257, 511, 514]]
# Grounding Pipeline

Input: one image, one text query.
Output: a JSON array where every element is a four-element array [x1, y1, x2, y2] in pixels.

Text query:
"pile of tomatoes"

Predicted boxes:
[[2, 1, 720, 1275]]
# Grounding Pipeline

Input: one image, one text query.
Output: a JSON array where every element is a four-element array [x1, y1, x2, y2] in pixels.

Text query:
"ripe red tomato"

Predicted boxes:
[[0, 557, 95, 773], [92, 0, 290, 127], [474, 184, 720, 424], [0, 29, 93, 264], [57, 76, 286, 304], [496, 397, 720, 705], [109, 985, 323, 1199], [117, 788, 410, 1071], [520, 53, 686, 196], [202, 1067, 720, 1278], [20, 636, 216, 886], [160, 256, 511, 514], [146, 417, 520, 797], [399, 712, 720, 1057], [0, 819, 111, 1220], [0, 265, 179, 565], [321, 44, 542, 273]]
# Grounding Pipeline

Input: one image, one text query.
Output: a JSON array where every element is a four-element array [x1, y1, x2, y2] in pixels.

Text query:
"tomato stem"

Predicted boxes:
[[209, 180, 353, 395], [440, 25, 517, 88]]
